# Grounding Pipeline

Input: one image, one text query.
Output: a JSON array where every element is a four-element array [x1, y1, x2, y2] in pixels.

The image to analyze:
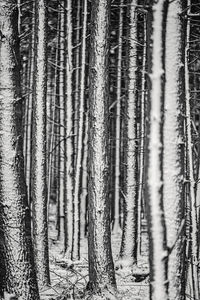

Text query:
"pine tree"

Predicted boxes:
[[87, 0, 116, 293], [0, 2, 39, 298]]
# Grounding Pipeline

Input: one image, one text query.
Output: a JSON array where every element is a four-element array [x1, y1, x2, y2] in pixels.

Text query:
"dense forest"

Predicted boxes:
[[0, 0, 200, 299]]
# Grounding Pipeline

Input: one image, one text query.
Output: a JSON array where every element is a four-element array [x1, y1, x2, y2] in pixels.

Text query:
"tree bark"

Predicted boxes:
[[88, 0, 116, 292], [113, 0, 124, 234], [185, 1, 199, 298], [65, 0, 74, 258], [163, 1, 186, 299], [0, 2, 39, 299], [73, 0, 88, 260], [146, 1, 169, 299], [32, 0, 50, 289], [119, 0, 139, 267]]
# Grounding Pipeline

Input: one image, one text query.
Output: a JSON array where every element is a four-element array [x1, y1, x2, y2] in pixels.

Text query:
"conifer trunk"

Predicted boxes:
[[0, 2, 39, 298], [119, 0, 138, 267], [32, 0, 50, 288], [88, 0, 116, 292], [146, 1, 169, 299], [163, 1, 186, 299]]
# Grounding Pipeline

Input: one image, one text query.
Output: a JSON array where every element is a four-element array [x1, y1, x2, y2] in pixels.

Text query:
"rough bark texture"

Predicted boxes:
[[163, 2, 186, 299], [146, 1, 169, 300], [0, 2, 39, 299], [88, 0, 116, 292], [119, 0, 138, 267], [32, 0, 50, 289]]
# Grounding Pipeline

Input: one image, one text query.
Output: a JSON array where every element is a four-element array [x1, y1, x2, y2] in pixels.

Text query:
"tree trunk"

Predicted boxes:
[[32, 0, 50, 289], [57, 1, 66, 250], [73, 0, 88, 260], [113, 0, 124, 234], [145, 1, 169, 299], [65, 0, 74, 258], [88, 0, 116, 293], [185, 1, 199, 298], [119, 0, 139, 267], [137, 14, 147, 259], [0, 2, 39, 299], [163, 2, 186, 299]]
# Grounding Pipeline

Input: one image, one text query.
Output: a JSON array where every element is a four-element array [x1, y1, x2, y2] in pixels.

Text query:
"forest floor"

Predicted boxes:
[[41, 209, 150, 300]]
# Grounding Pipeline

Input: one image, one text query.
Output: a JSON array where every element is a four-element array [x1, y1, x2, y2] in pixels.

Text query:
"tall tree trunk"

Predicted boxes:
[[185, 1, 199, 298], [113, 0, 124, 234], [65, 0, 74, 258], [73, 0, 88, 260], [146, 1, 169, 299], [119, 0, 138, 267], [0, 2, 39, 298], [32, 0, 50, 289], [137, 14, 147, 258], [163, 2, 186, 299], [88, 0, 116, 293], [58, 1, 66, 250]]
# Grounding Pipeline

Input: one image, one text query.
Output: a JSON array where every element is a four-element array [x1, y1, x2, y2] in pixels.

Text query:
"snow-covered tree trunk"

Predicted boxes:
[[163, 2, 186, 299], [146, 1, 169, 300], [73, 0, 88, 260], [0, 2, 39, 298], [65, 0, 74, 258], [32, 0, 50, 288], [119, 0, 138, 267], [113, 0, 124, 234], [88, 0, 116, 292]]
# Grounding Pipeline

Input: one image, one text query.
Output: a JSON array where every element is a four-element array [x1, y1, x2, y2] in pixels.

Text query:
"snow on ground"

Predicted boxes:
[[43, 211, 149, 299]]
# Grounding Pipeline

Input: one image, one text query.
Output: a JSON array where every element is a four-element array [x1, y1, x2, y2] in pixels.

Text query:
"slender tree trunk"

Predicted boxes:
[[47, 21, 59, 222], [137, 14, 147, 258], [88, 0, 116, 293], [80, 112, 88, 239], [58, 1, 66, 250], [146, 1, 169, 299], [65, 0, 75, 258], [24, 2, 35, 206], [74, 0, 81, 160], [119, 0, 139, 267], [0, 2, 39, 298], [185, 1, 199, 298], [113, 0, 124, 234], [73, 0, 88, 260], [32, 0, 50, 289]]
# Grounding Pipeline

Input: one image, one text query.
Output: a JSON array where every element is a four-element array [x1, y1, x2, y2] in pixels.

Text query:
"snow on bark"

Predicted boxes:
[[119, 0, 138, 267], [32, 0, 50, 289], [65, 0, 74, 259], [113, 0, 124, 234], [73, 0, 88, 260], [163, 2, 186, 299], [88, 0, 116, 292], [0, 2, 39, 298], [146, 1, 169, 300]]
